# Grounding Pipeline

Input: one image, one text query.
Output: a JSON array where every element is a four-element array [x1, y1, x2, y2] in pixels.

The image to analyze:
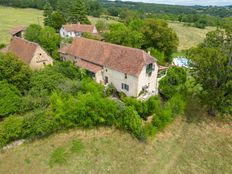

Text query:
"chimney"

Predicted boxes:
[[148, 51, 151, 55]]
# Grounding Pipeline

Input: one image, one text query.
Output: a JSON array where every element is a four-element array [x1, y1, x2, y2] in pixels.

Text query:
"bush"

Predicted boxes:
[[29, 66, 66, 97], [0, 81, 22, 117], [152, 94, 186, 130], [0, 116, 24, 147], [0, 53, 32, 93], [117, 106, 145, 140], [159, 67, 187, 99], [122, 96, 148, 119]]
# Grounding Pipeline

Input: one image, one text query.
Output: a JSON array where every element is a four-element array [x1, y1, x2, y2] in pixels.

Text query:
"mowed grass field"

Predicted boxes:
[[0, 99, 231, 174], [0, 6, 43, 44], [168, 22, 216, 51]]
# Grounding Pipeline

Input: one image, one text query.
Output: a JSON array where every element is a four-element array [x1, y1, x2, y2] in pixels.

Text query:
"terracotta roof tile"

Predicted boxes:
[[63, 24, 96, 33], [10, 26, 27, 35], [59, 37, 156, 77], [3, 37, 38, 64], [76, 59, 102, 73]]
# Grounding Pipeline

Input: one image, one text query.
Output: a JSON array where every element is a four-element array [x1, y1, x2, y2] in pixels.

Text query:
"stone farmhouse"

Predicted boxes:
[[60, 23, 98, 38], [1, 37, 53, 70], [59, 37, 158, 97]]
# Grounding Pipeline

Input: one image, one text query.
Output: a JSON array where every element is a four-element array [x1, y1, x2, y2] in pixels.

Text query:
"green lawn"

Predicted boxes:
[[168, 22, 216, 51], [0, 6, 43, 44]]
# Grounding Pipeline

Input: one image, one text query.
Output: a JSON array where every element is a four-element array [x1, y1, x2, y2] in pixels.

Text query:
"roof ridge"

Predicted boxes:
[[75, 37, 146, 53]]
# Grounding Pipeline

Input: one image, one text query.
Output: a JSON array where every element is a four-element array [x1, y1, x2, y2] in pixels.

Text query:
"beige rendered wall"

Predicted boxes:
[[103, 67, 139, 97], [29, 47, 53, 70]]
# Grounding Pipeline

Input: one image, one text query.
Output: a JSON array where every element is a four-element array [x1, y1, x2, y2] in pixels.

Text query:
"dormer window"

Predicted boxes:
[[146, 63, 153, 76]]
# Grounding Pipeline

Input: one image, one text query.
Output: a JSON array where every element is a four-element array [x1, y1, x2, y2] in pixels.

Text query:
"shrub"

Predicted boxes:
[[0, 43, 6, 49], [166, 94, 186, 116], [0, 81, 22, 117], [29, 66, 66, 97], [159, 67, 187, 99], [0, 53, 32, 93], [122, 96, 148, 119], [117, 106, 145, 140], [0, 116, 24, 147], [105, 83, 118, 97], [22, 110, 58, 138]]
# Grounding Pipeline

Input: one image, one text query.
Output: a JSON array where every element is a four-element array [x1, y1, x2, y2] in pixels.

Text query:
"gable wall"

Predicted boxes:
[[29, 47, 53, 70]]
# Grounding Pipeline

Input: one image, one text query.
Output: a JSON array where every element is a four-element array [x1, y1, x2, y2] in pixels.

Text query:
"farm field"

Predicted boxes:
[[0, 6, 44, 44], [168, 22, 216, 50], [0, 102, 231, 174]]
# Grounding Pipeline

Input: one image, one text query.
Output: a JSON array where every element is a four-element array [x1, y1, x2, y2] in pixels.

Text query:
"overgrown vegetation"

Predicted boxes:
[[0, 51, 188, 148]]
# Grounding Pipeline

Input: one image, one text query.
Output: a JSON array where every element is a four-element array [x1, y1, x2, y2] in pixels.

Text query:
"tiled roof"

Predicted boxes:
[[76, 59, 102, 73], [10, 26, 27, 35], [3, 37, 38, 64], [59, 37, 155, 77], [63, 24, 96, 33]]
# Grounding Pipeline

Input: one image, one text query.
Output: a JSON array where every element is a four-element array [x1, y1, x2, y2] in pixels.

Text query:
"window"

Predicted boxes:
[[121, 83, 129, 91], [125, 73, 127, 79], [105, 76, 108, 84], [105, 69, 108, 72], [146, 63, 153, 76]]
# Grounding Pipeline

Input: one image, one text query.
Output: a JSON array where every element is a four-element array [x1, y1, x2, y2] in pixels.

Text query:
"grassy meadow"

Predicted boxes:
[[0, 6, 43, 44], [168, 22, 216, 51], [0, 111, 231, 173]]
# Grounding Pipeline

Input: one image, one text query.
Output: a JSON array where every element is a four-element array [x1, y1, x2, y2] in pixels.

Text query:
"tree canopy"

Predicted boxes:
[[188, 29, 232, 114], [0, 53, 32, 93], [56, 0, 90, 24]]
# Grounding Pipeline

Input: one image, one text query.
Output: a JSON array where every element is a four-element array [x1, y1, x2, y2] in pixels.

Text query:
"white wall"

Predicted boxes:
[[60, 28, 75, 38], [103, 67, 139, 97], [137, 62, 158, 96]]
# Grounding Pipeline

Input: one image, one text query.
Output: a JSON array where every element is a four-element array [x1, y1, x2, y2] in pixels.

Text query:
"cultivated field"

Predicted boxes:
[[0, 6, 43, 44], [168, 22, 216, 51], [0, 100, 231, 174]]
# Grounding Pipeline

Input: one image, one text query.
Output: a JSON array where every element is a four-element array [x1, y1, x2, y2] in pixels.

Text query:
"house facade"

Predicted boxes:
[[59, 37, 158, 97], [60, 23, 98, 38], [1, 37, 53, 70]]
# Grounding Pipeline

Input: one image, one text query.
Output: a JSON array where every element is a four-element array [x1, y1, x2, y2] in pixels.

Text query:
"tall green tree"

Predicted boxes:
[[104, 23, 145, 49], [38, 27, 61, 58], [142, 18, 179, 59], [57, 0, 90, 24], [188, 29, 232, 114], [43, 1, 53, 26], [24, 24, 42, 43], [50, 12, 65, 31], [25, 25, 60, 59]]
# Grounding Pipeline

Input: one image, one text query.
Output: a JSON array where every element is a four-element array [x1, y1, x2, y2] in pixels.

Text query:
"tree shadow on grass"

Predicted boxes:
[[184, 96, 209, 124]]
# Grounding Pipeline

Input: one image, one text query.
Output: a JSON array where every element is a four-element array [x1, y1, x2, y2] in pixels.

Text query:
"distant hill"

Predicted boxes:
[[101, 0, 232, 17]]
